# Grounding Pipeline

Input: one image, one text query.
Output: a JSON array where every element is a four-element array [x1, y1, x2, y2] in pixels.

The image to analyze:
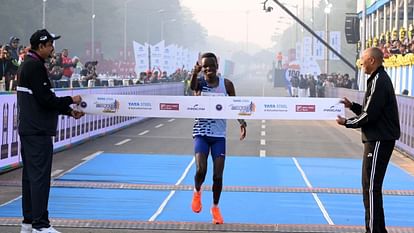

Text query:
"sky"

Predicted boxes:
[[180, 0, 322, 49]]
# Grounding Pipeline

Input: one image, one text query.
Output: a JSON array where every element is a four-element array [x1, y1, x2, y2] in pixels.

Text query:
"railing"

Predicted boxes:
[[326, 87, 414, 159], [0, 82, 184, 173]]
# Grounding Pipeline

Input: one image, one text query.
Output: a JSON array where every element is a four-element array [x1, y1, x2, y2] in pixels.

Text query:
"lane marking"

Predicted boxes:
[[138, 130, 149, 136], [292, 157, 334, 225], [260, 139, 266, 145], [0, 195, 21, 207], [167, 119, 175, 122], [82, 151, 104, 161], [261, 131, 266, 136], [56, 151, 104, 179], [260, 150, 266, 157], [155, 124, 164, 128], [51, 169, 64, 177], [115, 139, 131, 146], [262, 120, 266, 124], [262, 125, 266, 129], [149, 157, 195, 221]]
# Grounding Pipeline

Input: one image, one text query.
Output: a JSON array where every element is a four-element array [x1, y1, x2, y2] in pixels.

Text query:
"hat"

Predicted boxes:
[[29, 29, 61, 47], [9, 36, 19, 43]]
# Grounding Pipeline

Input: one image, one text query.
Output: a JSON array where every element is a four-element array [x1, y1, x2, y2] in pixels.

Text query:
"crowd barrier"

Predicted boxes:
[[326, 87, 414, 159], [0, 82, 184, 173]]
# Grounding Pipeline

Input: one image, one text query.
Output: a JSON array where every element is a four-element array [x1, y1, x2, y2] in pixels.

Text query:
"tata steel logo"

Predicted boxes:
[[323, 105, 341, 112], [296, 105, 315, 112], [160, 103, 179, 111], [264, 103, 288, 112], [128, 101, 152, 110], [187, 104, 206, 111]]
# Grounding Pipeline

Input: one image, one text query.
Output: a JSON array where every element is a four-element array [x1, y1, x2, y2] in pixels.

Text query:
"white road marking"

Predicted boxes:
[[0, 195, 21, 207], [167, 119, 175, 122], [155, 124, 164, 128], [259, 150, 266, 157], [56, 151, 104, 179], [138, 130, 149, 136], [115, 139, 131, 146], [262, 125, 266, 129], [262, 120, 266, 124], [51, 169, 64, 177], [82, 151, 104, 161], [261, 131, 266, 136], [149, 157, 195, 221], [292, 157, 334, 225], [260, 139, 266, 145]]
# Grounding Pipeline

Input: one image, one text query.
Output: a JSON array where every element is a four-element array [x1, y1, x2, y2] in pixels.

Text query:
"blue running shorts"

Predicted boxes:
[[194, 135, 226, 160]]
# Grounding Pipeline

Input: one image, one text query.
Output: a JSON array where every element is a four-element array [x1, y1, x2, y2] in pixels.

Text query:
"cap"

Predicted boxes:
[[9, 36, 19, 43], [29, 29, 61, 47]]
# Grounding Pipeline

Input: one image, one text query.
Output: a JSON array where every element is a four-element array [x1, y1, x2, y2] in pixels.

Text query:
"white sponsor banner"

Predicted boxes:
[[329, 31, 341, 60], [150, 40, 165, 70], [78, 95, 344, 120], [133, 41, 149, 73], [313, 31, 324, 60]]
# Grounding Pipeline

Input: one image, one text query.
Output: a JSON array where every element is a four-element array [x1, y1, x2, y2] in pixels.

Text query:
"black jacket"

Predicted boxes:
[[17, 50, 73, 136], [345, 66, 400, 142]]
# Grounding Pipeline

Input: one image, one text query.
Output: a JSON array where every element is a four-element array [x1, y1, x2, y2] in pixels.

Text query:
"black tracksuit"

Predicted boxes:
[[344, 66, 400, 233], [17, 50, 73, 229]]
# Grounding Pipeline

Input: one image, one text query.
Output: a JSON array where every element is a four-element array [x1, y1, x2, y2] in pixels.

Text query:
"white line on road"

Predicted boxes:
[[51, 169, 64, 177], [82, 151, 104, 161], [155, 124, 164, 128], [261, 125, 266, 129], [56, 151, 104, 179], [292, 157, 334, 225], [262, 120, 266, 124], [260, 150, 266, 157], [115, 139, 131, 146], [167, 119, 175, 122], [149, 157, 195, 221], [260, 139, 266, 145], [138, 130, 149, 136], [261, 131, 266, 136]]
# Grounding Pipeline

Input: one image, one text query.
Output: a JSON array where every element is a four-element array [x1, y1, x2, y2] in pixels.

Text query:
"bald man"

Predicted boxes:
[[337, 47, 400, 233]]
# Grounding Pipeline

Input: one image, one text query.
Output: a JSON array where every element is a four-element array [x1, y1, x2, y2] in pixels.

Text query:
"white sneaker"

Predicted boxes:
[[32, 226, 61, 233], [20, 223, 32, 233]]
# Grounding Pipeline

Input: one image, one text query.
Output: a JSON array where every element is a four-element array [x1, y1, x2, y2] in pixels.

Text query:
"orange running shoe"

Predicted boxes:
[[191, 191, 202, 213], [211, 206, 224, 224]]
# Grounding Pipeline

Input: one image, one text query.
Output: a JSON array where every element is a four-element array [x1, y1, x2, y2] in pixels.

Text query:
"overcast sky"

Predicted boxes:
[[180, 0, 322, 49]]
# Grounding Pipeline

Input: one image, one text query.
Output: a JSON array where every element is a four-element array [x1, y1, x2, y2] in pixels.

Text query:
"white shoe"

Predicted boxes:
[[20, 223, 32, 233], [32, 226, 61, 233]]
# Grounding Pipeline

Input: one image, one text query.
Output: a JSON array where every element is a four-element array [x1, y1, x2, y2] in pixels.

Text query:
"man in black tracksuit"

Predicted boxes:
[[337, 47, 400, 233], [17, 29, 84, 233]]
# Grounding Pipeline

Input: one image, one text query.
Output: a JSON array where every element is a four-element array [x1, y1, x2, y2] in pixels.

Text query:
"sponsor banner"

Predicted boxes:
[[79, 95, 344, 120]]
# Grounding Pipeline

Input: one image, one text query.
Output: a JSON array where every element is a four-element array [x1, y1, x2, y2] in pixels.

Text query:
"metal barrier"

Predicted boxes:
[[0, 82, 184, 173], [326, 87, 414, 159]]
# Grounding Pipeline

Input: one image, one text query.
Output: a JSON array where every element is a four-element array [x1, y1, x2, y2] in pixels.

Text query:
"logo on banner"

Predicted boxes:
[[264, 103, 288, 112], [296, 105, 315, 112], [323, 105, 342, 112], [187, 104, 206, 111], [94, 98, 120, 113], [160, 103, 179, 111], [216, 104, 223, 111], [128, 101, 152, 110], [230, 100, 256, 116]]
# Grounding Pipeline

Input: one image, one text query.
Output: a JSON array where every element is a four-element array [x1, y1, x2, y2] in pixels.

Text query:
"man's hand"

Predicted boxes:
[[71, 110, 85, 119], [193, 62, 202, 75], [336, 115, 346, 126], [340, 97, 352, 109], [72, 95, 82, 104], [238, 120, 247, 140]]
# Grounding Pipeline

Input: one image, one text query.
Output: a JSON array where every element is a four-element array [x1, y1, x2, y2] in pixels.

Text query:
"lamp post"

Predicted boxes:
[[123, 0, 132, 61], [161, 18, 176, 42], [324, 1, 332, 74], [91, 0, 95, 60], [42, 0, 47, 28]]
